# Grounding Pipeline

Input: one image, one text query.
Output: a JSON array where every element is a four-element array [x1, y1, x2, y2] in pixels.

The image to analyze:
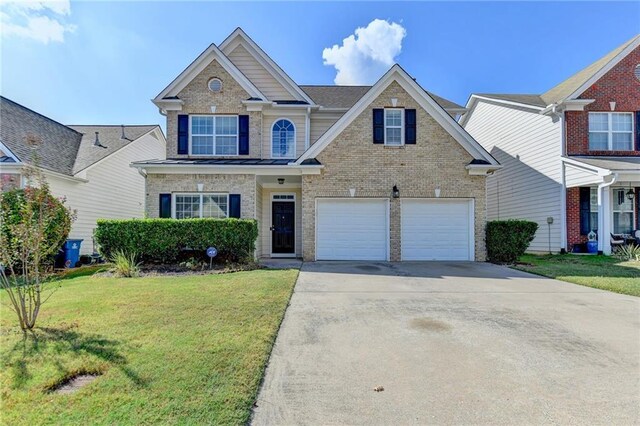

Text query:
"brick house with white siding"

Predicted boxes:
[[462, 35, 640, 255], [134, 28, 500, 261]]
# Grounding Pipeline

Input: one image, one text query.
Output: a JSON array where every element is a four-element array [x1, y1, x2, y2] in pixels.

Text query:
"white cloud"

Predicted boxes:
[[1, 0, 75, 44], [322, 19, 407, 85]]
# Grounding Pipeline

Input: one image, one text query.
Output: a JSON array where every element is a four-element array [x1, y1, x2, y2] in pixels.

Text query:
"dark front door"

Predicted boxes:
[[271, 201, 295, 254]]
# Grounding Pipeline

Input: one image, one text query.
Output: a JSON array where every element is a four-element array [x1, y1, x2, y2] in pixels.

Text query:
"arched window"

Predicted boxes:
[[271, 119, 295, 158]]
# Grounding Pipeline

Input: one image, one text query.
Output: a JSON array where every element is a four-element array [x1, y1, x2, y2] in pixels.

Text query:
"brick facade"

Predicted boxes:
[[566, 45, 640, 156], [165, 59, 263, 159], [302, 81, 487, 261], [566, 187, 587, 250]]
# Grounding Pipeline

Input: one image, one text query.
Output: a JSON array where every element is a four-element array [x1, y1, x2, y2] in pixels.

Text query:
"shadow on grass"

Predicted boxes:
[[2, 325, 146, 390]]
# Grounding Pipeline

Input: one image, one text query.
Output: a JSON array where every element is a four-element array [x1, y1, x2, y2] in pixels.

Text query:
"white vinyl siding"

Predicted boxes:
[[401, 199, 474, 261], [262, 114, 305, 159], [226, 44, 295, 101], [463, 100, 563, 252], [47, 131, 166, 254], [316, 199, 388, 260], [309, 113, 342, 146], [588, 112, 634, 151]]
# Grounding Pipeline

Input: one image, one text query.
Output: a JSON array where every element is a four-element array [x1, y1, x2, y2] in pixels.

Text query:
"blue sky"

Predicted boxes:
[[1, 1, 639, 130]]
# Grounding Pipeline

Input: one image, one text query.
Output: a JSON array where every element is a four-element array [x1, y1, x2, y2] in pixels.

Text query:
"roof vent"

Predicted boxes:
[[94, 132, 106, 149], [121, 124, 127, 140]]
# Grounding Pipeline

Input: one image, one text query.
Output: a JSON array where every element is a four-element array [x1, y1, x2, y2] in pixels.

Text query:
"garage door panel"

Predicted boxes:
[[316, 199, 388, 261], [401, 200, 473, 261]]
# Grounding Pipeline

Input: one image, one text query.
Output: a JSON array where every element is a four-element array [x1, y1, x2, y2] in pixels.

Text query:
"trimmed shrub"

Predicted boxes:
[[94, 218, 258, 264], [486, 220, 538, 264]]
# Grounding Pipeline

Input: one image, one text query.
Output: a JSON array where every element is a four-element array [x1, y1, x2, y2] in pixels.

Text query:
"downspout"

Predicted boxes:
[[597, 172, 618, 254]]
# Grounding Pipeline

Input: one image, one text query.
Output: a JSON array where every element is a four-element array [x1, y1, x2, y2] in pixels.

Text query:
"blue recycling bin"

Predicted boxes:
[[63, 239, 83, 268]]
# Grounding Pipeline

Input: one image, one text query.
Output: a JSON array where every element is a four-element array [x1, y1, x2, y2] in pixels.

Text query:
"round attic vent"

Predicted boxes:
[[208, 78, 222, 93]]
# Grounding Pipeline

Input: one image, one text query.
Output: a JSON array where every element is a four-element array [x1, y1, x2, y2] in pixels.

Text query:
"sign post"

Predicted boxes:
[[206, 247, 218, 269]]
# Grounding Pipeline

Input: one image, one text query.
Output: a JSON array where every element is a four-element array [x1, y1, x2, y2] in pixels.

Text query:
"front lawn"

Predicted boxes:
[[1, 269, 298, 425], [514, 254, 640, 297]]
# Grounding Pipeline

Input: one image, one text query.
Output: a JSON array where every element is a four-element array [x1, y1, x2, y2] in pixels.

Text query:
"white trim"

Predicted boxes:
[[399, 198, 475, 261], [219, 28, 315, 105], [3, 163, 89, 184], [588, 112, 635, 152], [314, 197, 390, 261], [270, 117, 297, 159], [270, 193, 296, 256], [296, 65, 498, 166], [188, 115, 239, 157], [561, 157, 611, 176], [612, 187, 636, 234], [171, 192, 229, 219], [384, 108, 404, 146], [153, 43, 266, 103], [565, 35, 640, 101], [459, 94, 544, 127], [131, 163, 322, 175], [0, 141, 20, 162]]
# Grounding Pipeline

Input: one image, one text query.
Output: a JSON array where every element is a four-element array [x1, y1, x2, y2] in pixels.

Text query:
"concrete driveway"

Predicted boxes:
[[252, 262, 639, 425]]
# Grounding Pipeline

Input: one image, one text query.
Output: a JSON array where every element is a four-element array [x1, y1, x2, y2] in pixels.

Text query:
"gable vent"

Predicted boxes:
[[635, 64, 640, 82]]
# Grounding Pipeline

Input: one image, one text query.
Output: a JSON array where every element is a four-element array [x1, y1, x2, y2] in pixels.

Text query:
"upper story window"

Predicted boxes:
[[208, 78, 222, 93], [588, 112, 633, 151], [190, 115, 238, 156], [174, 193, 228, 219], [271, 119, 295, 158], [384, 108, 404, 146]]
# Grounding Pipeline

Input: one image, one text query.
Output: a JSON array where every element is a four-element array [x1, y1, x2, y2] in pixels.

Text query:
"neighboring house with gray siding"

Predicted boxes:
[[134, 28, 500, 261], [0, 96, 166, 254]]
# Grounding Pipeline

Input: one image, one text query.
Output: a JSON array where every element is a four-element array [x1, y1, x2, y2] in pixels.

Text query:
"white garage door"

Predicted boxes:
[[401, 199, 474, 261], [316, 199, 388, 260]]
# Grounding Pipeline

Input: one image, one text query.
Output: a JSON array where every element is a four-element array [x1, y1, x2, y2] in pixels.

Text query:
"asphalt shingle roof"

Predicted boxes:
[[300, 85, 465, 110], [567, 156, 640, 172], [0, 96, 158, 176]]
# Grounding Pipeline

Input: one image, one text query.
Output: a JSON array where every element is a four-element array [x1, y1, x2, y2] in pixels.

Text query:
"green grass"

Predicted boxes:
[[1, 269, 298, 425], [514, 254, 640, 296]]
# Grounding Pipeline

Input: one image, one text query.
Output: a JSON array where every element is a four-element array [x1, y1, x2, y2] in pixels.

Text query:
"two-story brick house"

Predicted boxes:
[[462, 35, 640, 255], [133, 28, 500, 261]]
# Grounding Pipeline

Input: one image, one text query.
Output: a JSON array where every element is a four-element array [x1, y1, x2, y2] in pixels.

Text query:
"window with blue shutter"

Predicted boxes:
[[579, 187, 591, 235], [177, 115, 189, 154], [405, 109, 416, 144], [229, 194, 241, 218], [238, 115, 249, 155], [159, 193, 172, 218], [372, 109, 384, 144]]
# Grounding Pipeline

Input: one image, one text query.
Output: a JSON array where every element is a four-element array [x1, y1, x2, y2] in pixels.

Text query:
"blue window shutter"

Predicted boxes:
[[579, 187, 591, 235], [177, 115, 189, 155], [229, 194, 241, 218], [635, 111, 640, 150], [405, 109, 416, 144], [159, 193, 172, 218], [238, 115, 249, 155], [373, 109, 384, 144]]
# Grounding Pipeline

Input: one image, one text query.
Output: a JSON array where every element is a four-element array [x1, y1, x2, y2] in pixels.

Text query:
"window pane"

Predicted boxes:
[[272, 119, 295, 158], [191, 135, 214, 155], [611, 113, 632, 131], [612, 132, 632, 151], [216, 116, 237, 135], [588, 113, 608, 131], [386, 110, 401, 126], [175, 195, 200, 219], [590, 187, 598, 210], [386, 127, 402, 145], [215, 136, 238, 155], [614, 212, 633, 234], [202, 195, 228, 218], [588, 132, 608, 150], [614, 189, 633, 210], [192, 116, 214, 135], [589, 212, 598, 231]]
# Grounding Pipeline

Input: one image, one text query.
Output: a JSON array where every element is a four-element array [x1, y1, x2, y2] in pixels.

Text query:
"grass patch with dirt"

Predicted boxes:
[[1, 269, 298, 425], [514, 254, 640, 297]]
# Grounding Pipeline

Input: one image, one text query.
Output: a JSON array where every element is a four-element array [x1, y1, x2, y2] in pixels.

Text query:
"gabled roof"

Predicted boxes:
[[472, 94, 546, 108], [300, 85, 465, 111], [296, 64, 499, 167], [541, 34, 640, 105], [153, 42, 267, 103], [219, 28, 315, 105], [68, 125, 159, 174], [0, 96, 162, 176]]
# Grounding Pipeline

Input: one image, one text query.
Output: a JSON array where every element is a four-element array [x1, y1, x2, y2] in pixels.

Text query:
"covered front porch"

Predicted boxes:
[[564, 157, 640, 254]]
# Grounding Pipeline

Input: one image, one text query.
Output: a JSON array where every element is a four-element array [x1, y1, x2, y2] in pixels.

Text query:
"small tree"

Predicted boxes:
[[0, 148, 74, 332]]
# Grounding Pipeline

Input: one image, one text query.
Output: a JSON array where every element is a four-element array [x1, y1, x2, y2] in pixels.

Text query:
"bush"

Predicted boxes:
[[486, 220, 538, 264], [94, 218, 258, 264], [0, 187, 73, 270], [614, 244, 640, 262]]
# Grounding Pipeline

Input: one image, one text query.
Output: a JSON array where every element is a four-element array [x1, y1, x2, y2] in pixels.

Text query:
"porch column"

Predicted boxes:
[[598, 185, 612, 255]]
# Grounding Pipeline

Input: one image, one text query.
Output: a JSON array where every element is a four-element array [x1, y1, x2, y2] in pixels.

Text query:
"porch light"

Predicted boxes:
[[392, 185, 400, 198], [626, 188, 635, 201], [278, 178, 285, 185]]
